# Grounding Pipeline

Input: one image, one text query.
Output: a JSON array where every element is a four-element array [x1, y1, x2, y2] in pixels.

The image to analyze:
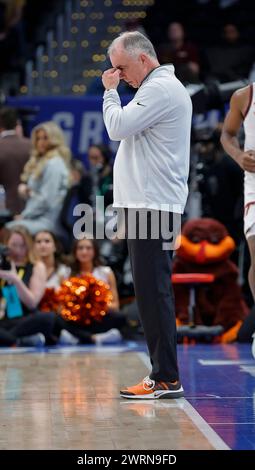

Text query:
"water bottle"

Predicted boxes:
[[0, 185, 6, 211]]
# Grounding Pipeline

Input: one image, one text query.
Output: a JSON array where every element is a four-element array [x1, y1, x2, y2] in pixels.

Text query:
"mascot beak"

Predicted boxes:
[[195, 240, 208, 264]]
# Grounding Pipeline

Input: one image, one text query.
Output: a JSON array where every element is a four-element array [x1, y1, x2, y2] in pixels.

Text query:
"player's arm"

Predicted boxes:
[[221, 89, 255, 172]]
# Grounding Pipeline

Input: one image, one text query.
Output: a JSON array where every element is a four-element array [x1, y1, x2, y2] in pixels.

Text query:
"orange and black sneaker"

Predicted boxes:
[[120, 376, 184, 400]]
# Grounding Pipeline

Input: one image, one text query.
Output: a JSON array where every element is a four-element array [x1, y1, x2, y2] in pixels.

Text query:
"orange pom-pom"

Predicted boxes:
[[55, 274, 113, 325], [39, 287, 59, 312]]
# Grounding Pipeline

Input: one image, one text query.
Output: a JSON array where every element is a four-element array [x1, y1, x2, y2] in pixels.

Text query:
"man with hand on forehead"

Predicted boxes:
[[102, 31, 192, 399]]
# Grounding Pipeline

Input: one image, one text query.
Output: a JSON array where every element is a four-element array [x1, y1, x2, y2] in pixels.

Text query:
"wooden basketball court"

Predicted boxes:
[[0, 345, 230, 450]]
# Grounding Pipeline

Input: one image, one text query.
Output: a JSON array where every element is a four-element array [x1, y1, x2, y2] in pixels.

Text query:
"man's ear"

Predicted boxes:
[[140, 53, 147, 65]]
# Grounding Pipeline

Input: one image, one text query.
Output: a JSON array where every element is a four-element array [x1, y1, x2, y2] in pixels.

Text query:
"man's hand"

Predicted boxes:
[[102, 68, 120, 90], [237, 150, 255, 172]]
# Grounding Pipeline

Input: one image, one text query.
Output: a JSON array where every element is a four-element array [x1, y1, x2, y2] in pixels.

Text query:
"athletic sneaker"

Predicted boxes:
[[94, 328, 122, 345], [120, 375, 184, 399], [17, 333, 46, 347], [252, 333, 255, 359], [59, 329, 79, 345]]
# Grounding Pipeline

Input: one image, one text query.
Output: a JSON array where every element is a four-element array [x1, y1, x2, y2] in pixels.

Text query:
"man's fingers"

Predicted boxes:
[[103, 68, 118, 75], [245, 150, 255, 158], [244, 158, 255, 165], [244, 159, 255, 167], [243, 163, 255, 172]]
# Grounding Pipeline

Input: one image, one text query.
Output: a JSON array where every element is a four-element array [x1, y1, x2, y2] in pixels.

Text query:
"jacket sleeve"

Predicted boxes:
[[103, 83, 170, 141], [21, 159, 68, 218]]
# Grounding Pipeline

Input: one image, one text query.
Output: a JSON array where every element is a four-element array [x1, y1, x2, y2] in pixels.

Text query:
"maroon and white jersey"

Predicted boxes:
[[243, 83, 255, 238]]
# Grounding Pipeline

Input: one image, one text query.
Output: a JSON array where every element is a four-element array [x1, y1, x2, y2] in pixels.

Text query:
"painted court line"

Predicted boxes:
[[138, 352, 230, 450], [0, 344, 138, 355], [199, 359, 254, 366]]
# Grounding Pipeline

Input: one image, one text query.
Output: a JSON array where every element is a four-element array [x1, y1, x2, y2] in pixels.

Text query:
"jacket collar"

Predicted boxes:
[[140, 63, 174, 87]]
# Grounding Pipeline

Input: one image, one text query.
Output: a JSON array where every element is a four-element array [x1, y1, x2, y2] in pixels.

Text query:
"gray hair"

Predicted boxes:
[[108, 31, 157, 59]]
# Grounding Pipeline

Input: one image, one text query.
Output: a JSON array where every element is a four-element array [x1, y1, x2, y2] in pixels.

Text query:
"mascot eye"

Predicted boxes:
[[190, 236, 201, 243], [210, 236, 219, 244]]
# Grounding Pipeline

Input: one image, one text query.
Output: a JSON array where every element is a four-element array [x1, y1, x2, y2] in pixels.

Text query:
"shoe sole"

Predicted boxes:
[[120, 388, 184, 400]]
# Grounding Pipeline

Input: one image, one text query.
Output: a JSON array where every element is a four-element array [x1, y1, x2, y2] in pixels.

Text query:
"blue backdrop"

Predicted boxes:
[[7, 95, 132, 165], [7, 95, 223, 166]]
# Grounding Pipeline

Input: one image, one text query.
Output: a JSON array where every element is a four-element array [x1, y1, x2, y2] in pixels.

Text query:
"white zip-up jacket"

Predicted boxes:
[[103, 64, 192, 213]]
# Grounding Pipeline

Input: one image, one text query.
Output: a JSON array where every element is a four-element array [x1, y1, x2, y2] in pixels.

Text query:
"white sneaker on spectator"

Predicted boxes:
[[94, 328, 122, 345], [59, 329, 79, 345], [17, 333, 45, 347], [252, 333, 255, 359]]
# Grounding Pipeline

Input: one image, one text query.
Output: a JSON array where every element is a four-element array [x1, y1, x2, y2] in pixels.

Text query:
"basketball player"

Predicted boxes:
[[221, 84, 255, 301]]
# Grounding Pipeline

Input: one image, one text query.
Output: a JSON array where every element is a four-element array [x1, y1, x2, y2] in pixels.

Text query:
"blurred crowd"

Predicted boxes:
[[1, 0, 255, 93], [0, 107, 140, 348], [144, 0, 255, 85], [0, 0, 254, 347], [0, 105, 254, 347]]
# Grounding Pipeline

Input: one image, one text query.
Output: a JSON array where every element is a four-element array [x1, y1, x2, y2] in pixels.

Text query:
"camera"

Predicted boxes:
[[0, 244, 11, 270]]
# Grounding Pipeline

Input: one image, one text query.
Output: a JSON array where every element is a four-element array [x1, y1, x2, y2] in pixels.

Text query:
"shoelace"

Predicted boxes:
[[143, 376, 155, 391]]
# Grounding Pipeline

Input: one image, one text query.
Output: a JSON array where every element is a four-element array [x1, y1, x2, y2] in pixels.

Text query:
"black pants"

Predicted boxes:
[[0, 312, 56, 346], [52, 310, 127, 344], [0, 310, 127, 347], [125, 208, 179, 382], [52, 316, 94, 344]]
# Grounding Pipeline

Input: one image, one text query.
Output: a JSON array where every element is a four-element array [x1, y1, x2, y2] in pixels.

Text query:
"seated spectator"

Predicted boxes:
[[71, 238, 120, 313], [7, 121, 70, 235], [0, 226, 55, 346], [88, 144, 113, 210], [38, 235, 125, 345], [157, 21, 200, 83], [0, 107, 30, 214], [202, 23, 254, 82], [76, 237, 140, 337], [60, 159, 92, 249], [0, 228, 121, 347], [34, 230, 70, 288]]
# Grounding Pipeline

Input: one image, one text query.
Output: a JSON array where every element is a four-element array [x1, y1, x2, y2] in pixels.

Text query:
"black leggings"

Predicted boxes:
[[0, 310, 127, 346], [0, 312, 56, 346], [52, 311, 127, 344]]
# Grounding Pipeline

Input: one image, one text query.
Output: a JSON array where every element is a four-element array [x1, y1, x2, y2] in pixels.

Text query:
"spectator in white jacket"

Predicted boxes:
[[7, 121, 70, 235]]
